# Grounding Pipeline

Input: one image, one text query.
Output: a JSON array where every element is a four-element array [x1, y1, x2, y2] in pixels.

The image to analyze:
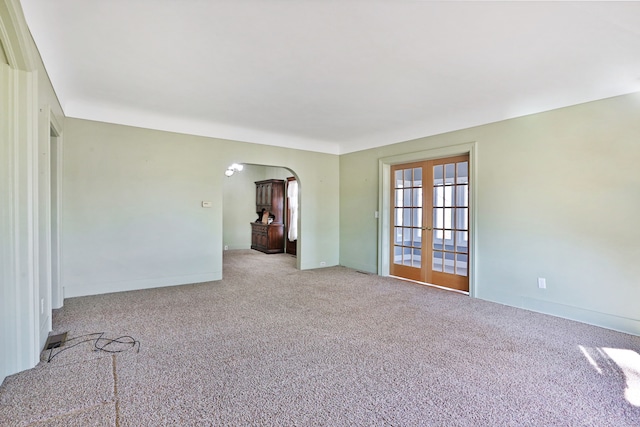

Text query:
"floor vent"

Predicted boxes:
[[44, 332, 67, 350]]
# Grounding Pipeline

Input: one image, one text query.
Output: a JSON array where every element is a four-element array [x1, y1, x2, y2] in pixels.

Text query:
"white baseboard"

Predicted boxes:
[[39, 314, 51, 351], [65, 271, 222, 299], [520, 297, 640, 336], [478, 291, 640, 336]]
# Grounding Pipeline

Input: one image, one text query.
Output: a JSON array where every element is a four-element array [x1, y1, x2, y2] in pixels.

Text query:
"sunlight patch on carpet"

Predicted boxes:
[[580, 345, 640, 407], [603, 348, 640, 407]]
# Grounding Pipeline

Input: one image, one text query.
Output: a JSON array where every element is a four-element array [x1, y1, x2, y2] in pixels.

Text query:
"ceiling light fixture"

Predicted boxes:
[[225, 163, 244, 177]]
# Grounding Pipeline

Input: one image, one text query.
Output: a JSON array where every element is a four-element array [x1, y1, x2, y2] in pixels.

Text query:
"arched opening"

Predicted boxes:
[[222, 163, 301, 270]]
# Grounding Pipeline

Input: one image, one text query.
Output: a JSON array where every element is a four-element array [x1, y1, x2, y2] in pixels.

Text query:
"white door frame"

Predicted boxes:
[[0, 63, 39, 378], [1, 0, 53, 380], [49, 110, 63, 309], [378, 141, 478, 297]]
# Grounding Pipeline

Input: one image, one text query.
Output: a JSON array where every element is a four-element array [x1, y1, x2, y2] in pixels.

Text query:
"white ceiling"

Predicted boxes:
[[21, 1, 640, 154]]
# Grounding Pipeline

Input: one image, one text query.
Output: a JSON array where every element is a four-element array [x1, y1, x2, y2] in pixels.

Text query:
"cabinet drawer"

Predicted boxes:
[[252, 223, 268, 234]]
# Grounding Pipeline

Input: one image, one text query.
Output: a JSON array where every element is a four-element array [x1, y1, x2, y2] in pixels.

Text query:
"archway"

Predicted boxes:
[[222, 163, 301, 270]]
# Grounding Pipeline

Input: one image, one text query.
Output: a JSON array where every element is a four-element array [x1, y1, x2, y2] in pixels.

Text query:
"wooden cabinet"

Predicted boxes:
[[250, 223, 284, 254], [251, 179, 285, 254]]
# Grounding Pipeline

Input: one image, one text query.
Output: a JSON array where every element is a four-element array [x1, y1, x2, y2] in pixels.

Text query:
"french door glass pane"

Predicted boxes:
[[395, 189, 403, 206], [456, 254, 468, 276], [444, 230, 454, 251], [456, 208, 468, 230], [444, 186, 455, 207], [434, 165, 443, 185], [413, 168, 422, 186], [413, 228, 422, 245], [445, 164, 455, 185], [433, 208, 443, 228], [444, 208, 454, 229], [412, 248, 422, 267], [456, 231, 468, 253], [433, 186, 444, 207], [412, 208, 422, 228], [404, 189, 412, 206], [457, 162, 468, 184], [395, 170, 403, 187], [394, 246, 402, 263], [456, 184, 468, 207], [403, 247, 412, 266], [444, 252, 455, 274], [433, 251, 443, 272], [413, 188, 423, 207], [394, 227, 403, 244], [403, 228, 412, 245], [395, 208, 403, 226], [403, 208, 411, 227], [404, 169, 412, 187], [433, 231, 443, 250]]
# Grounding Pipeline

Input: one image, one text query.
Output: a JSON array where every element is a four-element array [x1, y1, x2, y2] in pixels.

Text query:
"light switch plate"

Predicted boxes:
[[202, 201, 212, 208]]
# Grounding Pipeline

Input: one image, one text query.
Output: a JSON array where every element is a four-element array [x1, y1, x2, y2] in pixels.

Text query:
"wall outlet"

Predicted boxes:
[[224, 245, 229, 251], [538, 277, 546, 289], [320, 261, 326, 267]]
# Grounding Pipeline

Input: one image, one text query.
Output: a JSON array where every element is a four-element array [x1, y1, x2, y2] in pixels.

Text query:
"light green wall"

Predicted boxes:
[[223, 164, 265, 250], [340, 92, 640, 335], [63, 118, 339, 297]]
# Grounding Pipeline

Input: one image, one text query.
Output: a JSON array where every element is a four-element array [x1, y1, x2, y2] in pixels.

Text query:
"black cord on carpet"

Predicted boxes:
[[46, 332, 140, 362]]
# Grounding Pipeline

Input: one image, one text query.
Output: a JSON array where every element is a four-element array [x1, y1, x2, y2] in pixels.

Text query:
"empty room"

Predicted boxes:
[[1, 1, 640, 425]]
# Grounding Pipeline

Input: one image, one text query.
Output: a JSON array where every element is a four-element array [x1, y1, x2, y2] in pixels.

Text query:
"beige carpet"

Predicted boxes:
[[1, 249, 639, 426]]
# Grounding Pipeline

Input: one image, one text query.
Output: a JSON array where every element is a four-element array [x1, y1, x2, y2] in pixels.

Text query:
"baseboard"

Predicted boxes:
[[39, 315, 51, 352], [223, 245, 251, 251], [520, 297, 640, 337], [341, 261, 377, 275], [65, 271, 222, 298]]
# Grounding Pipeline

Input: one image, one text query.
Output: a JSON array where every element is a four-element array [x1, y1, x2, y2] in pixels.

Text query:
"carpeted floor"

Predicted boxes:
[[1, 249, 639, 426]]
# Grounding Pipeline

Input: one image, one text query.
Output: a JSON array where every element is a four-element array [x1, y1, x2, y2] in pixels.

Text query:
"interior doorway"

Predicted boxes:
[[378, 143, 476, 295], [222, 164, 300, 268], [389, 155, 469, 292]]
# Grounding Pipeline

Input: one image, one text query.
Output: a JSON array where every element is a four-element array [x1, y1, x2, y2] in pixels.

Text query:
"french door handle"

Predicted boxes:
[[422, 226, 432, 231]]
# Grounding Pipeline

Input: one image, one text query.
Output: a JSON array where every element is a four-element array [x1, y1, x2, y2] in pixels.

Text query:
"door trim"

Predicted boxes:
[[378, 141, 478, 297], [49, 110, 63, 310]]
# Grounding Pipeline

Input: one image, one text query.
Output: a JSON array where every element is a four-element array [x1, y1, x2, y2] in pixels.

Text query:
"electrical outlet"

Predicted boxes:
[[320, 261, 326, 267], [538, 277, 546, 289], [224, 245, 229, 251]]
